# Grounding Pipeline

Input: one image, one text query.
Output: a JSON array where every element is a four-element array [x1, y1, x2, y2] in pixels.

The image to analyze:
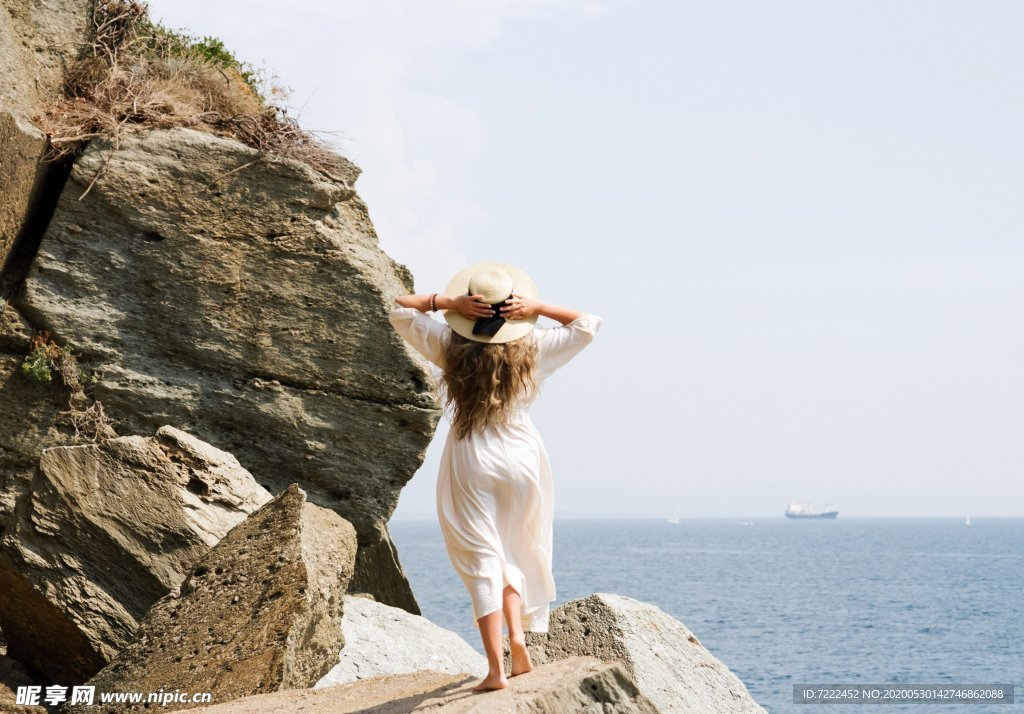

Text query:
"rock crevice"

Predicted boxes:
[[0, 125, 76, 305]]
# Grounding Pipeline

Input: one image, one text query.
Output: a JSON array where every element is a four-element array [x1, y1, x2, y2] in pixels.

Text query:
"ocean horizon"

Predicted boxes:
[[391, 516, 1023, 713]]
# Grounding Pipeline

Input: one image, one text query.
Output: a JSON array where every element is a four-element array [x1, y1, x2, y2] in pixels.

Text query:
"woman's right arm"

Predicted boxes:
[[533, 311, 603, 378], [535, 302, 584, 325], [499, 294, 582, 325]]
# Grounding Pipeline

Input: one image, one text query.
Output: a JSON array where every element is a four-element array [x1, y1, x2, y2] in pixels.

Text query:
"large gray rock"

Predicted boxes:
[[510, 593, 765, 714], [14, 126, 441, 612], [84, 484, 358, 712], [315, 594, 487, 688], [0, 425, 272, 682], [193, 656, 659, 713]]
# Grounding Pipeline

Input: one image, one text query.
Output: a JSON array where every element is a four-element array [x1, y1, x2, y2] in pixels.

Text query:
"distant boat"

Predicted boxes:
[[965, 516, 972, 527], [784, 501, 838, 520], [666, 508, 679, 524]]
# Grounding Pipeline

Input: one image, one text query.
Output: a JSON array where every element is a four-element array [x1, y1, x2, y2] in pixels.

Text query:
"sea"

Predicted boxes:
[[389, 517, 1023, 713]]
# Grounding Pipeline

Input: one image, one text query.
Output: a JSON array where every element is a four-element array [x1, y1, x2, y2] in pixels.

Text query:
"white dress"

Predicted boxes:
[[388, 303, 604, 632]]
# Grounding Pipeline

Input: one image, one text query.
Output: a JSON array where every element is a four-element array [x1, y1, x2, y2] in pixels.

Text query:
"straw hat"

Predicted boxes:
[[443, 261, 539, 344]]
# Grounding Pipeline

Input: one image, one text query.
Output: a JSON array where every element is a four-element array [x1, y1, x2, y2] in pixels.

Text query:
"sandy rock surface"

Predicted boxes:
[[196, 656, 658, 713]]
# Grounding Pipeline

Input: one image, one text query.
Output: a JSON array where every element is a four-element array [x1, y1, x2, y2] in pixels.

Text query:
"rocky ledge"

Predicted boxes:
[[194, 657, 659, 714]]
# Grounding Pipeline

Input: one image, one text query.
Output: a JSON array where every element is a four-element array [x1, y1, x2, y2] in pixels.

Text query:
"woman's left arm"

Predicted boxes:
[[394, 293, 435, 312], [394, 293, 495, 319]]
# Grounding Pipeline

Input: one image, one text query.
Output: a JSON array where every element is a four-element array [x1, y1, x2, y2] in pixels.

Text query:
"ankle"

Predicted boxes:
[[509, 634, 527, 649]]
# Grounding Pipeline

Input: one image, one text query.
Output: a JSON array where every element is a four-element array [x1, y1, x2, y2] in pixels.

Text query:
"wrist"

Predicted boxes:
[[435, 294, 454, 310]]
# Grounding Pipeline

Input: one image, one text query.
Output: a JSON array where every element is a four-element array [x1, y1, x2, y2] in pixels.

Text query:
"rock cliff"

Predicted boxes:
[[1, 0, 442, 615], [11, 125, 439, 611]]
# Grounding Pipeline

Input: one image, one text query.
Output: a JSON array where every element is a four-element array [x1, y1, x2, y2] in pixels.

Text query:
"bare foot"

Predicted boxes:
[[509, 637, 533, 676], [472, 671, 509, 692]]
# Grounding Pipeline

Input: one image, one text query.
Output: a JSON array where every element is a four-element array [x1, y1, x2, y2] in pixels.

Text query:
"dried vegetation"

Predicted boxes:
[[35, 0, 348, 179]]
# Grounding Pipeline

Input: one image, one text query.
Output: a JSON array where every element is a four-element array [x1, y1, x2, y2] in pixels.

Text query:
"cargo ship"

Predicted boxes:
[[784, 501, 838, 519]]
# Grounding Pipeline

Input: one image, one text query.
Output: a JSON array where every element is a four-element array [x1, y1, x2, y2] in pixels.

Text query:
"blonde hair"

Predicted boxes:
[[438, 331, 539, 440]]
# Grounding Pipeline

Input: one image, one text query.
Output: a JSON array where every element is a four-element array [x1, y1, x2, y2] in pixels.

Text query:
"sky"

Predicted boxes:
[[147, 0, 1024, 517]]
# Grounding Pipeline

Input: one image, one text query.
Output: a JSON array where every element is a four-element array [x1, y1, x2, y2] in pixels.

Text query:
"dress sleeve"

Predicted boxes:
[[535, 313, 604, 379], [388, 302, 451, 367]]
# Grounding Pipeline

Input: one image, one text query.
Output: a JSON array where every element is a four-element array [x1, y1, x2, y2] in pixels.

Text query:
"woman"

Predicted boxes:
[[388, 261, 603, 692]]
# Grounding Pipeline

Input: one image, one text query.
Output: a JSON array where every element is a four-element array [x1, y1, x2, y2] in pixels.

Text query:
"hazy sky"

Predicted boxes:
[[147, 1, 1023, 517]]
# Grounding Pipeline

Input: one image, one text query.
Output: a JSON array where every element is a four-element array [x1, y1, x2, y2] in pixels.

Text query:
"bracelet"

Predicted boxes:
[[429, 293, 437, 312]]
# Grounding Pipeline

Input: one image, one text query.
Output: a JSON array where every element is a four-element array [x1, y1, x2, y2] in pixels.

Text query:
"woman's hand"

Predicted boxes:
[[499, 292, 541, 320], [452, 293, 496, 319]]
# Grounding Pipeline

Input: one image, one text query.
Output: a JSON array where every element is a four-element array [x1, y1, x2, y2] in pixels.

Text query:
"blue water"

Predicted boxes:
[[390, 517, 1023, 713]]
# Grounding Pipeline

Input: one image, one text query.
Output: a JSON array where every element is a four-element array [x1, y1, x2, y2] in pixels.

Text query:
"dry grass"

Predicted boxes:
[[35, 0, 349, 180], [61, 399, 116, 443]]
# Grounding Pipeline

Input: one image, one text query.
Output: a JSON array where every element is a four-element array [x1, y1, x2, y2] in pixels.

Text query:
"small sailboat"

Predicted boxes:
[[666, 508, 679, 524], [965, 516, 971, 527]]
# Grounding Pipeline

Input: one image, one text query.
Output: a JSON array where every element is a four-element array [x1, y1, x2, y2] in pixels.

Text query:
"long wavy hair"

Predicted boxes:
[[438, 330, 539, 440]]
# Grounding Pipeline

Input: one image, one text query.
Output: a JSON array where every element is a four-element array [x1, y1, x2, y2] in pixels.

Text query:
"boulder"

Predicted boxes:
[[84, 484, 358, 711], [14, 126, 442, 611], [0, 425, 272, 682], [315, 594, 487, 688], [191, 656, 658, 713], [508, 593, 765, 713]]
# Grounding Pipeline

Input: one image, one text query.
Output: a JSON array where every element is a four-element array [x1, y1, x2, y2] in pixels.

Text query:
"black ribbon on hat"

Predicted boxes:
[[469, 290, 514, 337]]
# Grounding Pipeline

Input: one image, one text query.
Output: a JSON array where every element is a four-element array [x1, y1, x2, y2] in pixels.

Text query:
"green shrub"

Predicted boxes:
[[20, 346, 53, 382], [20, 334, 84, 389]]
